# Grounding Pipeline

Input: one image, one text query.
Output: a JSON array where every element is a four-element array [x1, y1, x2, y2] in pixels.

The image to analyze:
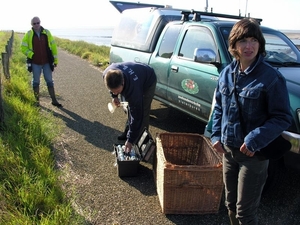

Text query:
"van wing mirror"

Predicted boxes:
[[194, 48, 217, 63]]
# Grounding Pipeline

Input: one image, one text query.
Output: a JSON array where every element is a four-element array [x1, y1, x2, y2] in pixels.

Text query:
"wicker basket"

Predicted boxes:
[[155, 133, 223, 214]]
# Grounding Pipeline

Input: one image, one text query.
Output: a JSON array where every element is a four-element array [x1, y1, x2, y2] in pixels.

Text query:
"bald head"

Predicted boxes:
[[31, 17, 41, 31]]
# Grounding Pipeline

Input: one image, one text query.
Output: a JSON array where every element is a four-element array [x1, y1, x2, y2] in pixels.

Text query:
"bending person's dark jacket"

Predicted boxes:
[[103, 62, 157, 143]]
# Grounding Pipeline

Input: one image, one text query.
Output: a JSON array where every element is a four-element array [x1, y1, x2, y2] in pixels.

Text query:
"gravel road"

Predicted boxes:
[[43, 49, 300, 225]]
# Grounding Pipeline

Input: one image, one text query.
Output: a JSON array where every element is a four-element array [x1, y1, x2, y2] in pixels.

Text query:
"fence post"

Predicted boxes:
[[0, 65, 3, 126], [6, 43, 10, 58], [1, 52, 10, 79], [9, 31, 14, 57], [0, 30, 14, 126]]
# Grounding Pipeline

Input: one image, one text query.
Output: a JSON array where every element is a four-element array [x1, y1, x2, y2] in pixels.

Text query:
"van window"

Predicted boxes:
[[111, 8, 155, 51], [111, 8, 182, 52], [179, 27, 217, 60], [158, 25, 181, 59]]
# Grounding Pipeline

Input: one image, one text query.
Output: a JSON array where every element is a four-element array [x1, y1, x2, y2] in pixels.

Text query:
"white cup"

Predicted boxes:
[[108, 102, 128, 113], [108, 103, 117, 113], [121, 101, 128, 108]]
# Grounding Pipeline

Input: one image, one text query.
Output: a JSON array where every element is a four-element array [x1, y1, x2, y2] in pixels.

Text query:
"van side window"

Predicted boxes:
[[157, 25, 181, 59], [179, 27, 217, 60]]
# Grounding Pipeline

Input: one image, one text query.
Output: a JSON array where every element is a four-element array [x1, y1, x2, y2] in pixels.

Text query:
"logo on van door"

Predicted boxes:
[[181, 79, 199, 94]]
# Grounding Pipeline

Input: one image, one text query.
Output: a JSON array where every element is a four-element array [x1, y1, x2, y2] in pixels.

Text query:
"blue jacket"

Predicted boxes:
[[103, 62, 157, 143], [211, 55, 292, 152]]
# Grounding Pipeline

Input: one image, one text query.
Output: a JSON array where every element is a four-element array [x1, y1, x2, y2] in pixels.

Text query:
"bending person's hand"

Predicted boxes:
[[124, 140, 133, 153], [112, 97, 120, 106]]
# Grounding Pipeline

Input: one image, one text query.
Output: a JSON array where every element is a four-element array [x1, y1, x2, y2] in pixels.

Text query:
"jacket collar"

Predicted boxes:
[[229, 54, 264, 76], [31, 26, 46, 34]]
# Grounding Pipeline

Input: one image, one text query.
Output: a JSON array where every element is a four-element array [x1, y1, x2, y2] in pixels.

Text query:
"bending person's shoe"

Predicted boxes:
[[117, 132, 127, 140], [118, 125, 129, 140]]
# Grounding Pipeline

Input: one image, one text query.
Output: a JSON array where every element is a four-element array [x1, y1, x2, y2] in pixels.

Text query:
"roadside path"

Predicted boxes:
[[45, 49, 216, 225], [42, 49, 300, 225]]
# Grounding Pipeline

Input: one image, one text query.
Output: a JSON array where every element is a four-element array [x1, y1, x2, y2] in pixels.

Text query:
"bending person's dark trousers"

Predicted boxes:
[[122, 80, 156, 141]]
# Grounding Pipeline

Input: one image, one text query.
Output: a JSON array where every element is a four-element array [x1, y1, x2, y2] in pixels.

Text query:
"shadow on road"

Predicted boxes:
[[118, 164, 157, 196], [45, 106, 124, 152]]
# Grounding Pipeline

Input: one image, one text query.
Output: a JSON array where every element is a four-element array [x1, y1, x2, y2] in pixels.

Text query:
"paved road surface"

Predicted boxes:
[[40, 49, 300, 225]]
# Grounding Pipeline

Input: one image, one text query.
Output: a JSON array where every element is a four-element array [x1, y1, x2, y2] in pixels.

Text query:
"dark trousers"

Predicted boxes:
[[123, 81, 156, 141], [223, 145, 269, 225], [140, 81, 156, 132]]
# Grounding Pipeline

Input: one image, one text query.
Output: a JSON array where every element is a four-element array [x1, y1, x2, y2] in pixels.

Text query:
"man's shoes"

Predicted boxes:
[[52, 101, 62, 107], [117, 132, 127, 140]]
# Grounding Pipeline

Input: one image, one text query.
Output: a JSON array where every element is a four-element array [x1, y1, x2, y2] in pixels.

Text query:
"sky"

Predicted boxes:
[[1, 0, 299, 31]]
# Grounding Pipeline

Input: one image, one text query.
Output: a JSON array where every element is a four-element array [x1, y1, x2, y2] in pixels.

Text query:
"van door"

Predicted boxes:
[[167, 26, 221, 122], [149, 24, 182, 101]]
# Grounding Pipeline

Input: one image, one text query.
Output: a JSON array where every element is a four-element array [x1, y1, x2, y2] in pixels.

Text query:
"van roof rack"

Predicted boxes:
[[181, 10, 263, 24]]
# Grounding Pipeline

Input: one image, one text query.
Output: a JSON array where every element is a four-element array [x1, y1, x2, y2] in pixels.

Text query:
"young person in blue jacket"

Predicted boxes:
[[211, 18, 292, 225], [103, 62, 157, 153]]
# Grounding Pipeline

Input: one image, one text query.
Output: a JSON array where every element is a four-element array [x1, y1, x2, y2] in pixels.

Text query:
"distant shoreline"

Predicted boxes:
[[284, 32, 300, 40], [284, 32, 300, 49]]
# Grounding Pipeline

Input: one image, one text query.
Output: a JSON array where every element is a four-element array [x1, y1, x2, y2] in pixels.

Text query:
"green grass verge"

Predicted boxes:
[[55, 37, 110, 70], [0, 31, 86, 224]]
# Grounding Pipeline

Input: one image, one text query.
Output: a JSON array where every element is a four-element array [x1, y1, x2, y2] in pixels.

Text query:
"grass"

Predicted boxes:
[[55, 37, 110, 70], [0, 31, 87, 224], [0, 31, 12, 47]]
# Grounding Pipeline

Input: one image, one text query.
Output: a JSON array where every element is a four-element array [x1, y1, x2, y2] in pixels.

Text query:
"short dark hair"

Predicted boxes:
[[228, 18, 266, 60], [104, 69, 124, 89]]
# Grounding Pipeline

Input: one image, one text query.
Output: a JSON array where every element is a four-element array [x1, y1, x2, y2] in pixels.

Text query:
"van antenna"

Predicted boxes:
[[245, 0, 248, 17], [205, 0, 208, 12]]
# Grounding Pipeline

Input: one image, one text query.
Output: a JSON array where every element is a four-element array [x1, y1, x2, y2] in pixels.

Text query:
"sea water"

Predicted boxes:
[[282, 30, 300, 46], [51, 27, 114, 47]]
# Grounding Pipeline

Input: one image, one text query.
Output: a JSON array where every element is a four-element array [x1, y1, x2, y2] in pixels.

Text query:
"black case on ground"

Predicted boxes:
[[114, 128, 156, 177]]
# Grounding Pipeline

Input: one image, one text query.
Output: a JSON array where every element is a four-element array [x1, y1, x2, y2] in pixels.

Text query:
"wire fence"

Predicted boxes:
[[1, 30, 14, 79], [0, 30, 14, 125]]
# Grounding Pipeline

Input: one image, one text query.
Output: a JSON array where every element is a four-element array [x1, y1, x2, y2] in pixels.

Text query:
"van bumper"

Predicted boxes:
[[282, 131, 300, 172]]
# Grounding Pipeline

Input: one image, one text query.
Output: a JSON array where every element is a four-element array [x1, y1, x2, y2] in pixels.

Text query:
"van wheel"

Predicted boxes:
[[262, 158, 286, 195]]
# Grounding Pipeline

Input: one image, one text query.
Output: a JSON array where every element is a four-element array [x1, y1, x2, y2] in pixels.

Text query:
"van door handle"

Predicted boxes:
[[171, 65, 178, 72]]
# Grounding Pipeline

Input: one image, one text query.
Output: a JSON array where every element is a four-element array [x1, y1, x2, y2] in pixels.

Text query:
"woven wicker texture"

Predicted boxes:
[[155, 133, 224, 214]]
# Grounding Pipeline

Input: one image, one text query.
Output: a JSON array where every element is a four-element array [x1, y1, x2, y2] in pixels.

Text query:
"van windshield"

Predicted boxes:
[[220, 26, 300, 65]]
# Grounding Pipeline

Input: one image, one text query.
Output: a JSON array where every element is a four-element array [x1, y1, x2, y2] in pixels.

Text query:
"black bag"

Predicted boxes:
[[47, 50, 55, 71], [45, 35, 55, 71], [26, 58, 32, 72], [256, 135, 291, 160]]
